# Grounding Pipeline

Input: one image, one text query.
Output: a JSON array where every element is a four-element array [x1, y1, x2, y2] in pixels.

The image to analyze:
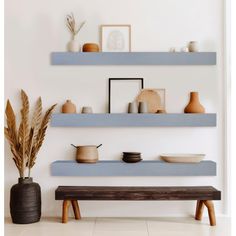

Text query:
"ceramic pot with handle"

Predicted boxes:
[[71, 144, 102, 163]]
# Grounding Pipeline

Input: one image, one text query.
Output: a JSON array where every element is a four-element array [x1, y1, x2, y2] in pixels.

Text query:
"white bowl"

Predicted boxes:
[[160, 154, 205, 163]]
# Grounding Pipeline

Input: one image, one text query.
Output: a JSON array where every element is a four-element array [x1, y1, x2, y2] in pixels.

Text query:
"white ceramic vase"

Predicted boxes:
[[188, 41, 199, 52], [68, 39, 80, 52]]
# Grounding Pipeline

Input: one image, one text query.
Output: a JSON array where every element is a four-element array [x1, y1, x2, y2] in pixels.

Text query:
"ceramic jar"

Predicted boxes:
[[128, 102, 138, 113], [188, 41, 199, 52], [138, 102, 148, 113], [82, 106, 93, 114], [68, 40, 80, 52], [62, 100, 76, 113], [184, 92, 205, 113], [82, 43, 99, 52]]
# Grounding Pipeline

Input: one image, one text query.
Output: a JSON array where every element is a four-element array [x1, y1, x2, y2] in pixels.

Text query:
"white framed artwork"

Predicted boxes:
[[101, 25, 131, 52]]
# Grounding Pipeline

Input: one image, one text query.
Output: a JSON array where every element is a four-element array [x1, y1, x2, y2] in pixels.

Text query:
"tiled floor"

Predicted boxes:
[[4, 217, 231, 236]]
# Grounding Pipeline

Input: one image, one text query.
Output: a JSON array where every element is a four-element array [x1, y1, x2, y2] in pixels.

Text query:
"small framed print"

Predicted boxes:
[[108, 78, 144, 113], [101, 25, 131, 52]]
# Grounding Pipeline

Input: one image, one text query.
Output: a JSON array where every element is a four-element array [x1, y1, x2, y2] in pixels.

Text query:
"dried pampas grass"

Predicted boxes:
[[66, 13, 85, 40], [4, 90, 57, 178]]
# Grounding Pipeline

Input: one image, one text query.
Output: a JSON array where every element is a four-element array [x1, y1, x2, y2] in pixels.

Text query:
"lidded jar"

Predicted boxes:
[[184, 92, 205, 113], [62, 100, 76, 113]]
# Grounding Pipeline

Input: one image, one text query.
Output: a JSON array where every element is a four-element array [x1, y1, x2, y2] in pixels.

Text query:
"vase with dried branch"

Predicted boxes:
[[66, 13, 85, 52], [4, 90, 56, 224]]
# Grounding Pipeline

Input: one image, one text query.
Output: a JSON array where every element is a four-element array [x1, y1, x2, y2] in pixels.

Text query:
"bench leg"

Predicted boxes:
[[195, 200, 204, 221], [203, 200, 216, 226], [71, 200, 81, 220], [62, 200, 70, 223]]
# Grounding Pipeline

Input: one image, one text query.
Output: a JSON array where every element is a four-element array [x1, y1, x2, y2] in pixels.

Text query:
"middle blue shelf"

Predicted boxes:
[[50, 113, 217, 127]]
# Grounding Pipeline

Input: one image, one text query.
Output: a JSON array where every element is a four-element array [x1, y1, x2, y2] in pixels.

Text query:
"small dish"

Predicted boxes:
[[123, 154, 141, 157], [123, 152, 141, 155], [160, 154, 205, 163], [122, 156, 141, 161], [122, 158, 142, 163]]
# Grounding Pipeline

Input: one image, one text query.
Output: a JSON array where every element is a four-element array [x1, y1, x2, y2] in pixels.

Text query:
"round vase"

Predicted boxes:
[[188, 41, 199, 52], [10, 178, 41, 224], [184, 92, 205, 113], [68, 40, 80, 52], [62, 100, 76, 113]]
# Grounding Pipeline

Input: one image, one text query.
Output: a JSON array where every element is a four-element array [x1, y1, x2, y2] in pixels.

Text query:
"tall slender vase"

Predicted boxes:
[[184, 92, 205, 113], [10, 178, 41, 224]]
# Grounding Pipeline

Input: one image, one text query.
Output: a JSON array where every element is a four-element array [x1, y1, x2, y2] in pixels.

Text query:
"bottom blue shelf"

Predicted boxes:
[[51, 160, 216, 176]]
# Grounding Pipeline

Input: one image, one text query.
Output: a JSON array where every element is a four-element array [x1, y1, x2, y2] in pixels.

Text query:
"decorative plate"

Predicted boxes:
[[136, 89, 165, 113], [160, 154, 205, 163]]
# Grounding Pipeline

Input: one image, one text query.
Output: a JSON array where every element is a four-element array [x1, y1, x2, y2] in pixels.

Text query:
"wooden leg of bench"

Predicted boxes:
[[195, 200, 204, 221], [203, 200, 216, 226], [62, 200, 70, 223], [71, 200, 81, 220]]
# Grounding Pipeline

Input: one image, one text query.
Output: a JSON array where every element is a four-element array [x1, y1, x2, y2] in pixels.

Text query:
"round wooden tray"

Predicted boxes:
[[136, 89, 161, 113]]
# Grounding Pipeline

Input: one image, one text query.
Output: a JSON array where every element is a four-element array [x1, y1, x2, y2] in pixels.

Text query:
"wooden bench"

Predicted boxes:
[[55, 186, 221, 226]]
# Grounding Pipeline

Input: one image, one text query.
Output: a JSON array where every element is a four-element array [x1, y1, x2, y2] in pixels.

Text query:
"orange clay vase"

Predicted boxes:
[[184, 92, 205, 113], [62, 100, 76, 113]]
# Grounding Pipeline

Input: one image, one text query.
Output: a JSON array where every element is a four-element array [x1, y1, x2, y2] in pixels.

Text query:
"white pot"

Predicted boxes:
[[188, 41, 199, 52], [67, 40, 80, 52]]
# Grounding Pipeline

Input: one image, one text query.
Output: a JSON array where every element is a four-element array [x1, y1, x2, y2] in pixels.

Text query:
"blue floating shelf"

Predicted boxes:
[[51, 52, 216, 65], [50, 113, 217, 127], [51, 160, 217, 176]]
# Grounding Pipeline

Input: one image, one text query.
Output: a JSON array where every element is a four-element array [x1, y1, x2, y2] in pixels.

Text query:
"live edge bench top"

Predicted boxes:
[[55, 186, 221, 201]]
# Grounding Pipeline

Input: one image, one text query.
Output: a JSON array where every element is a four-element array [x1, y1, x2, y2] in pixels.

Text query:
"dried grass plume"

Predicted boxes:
[[66, 13, 85, 40], [4, 90, 57, 178]]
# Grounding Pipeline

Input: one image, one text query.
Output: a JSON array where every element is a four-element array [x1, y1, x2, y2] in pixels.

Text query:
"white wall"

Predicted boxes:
[[5, 0, 225, 217]]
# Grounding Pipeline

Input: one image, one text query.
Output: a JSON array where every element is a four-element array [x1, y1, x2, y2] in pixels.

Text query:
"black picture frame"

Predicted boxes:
[[108, 78, 144, 113]]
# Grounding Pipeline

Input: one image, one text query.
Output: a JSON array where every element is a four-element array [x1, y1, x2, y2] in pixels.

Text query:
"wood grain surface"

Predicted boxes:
[[55, 186, 221, 201]]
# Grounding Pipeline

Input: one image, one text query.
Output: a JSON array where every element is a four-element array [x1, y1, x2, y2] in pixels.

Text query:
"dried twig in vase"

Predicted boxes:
[[66, 13, 85, 40]]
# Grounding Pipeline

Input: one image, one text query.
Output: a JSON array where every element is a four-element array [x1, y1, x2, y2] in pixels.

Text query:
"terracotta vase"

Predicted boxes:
[[184, 92, 205, 113], [62, 100, 76, 113]]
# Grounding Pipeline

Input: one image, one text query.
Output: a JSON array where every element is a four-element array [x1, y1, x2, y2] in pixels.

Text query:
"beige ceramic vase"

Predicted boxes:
[[184, 92, 205, 113], [62, 100, 76, 113]]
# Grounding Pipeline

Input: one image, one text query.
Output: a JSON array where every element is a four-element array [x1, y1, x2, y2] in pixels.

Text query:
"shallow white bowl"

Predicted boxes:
[[160, 154, 205, 163]]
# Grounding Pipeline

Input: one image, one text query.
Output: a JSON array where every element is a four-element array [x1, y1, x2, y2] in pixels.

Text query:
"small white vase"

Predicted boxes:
[[67, 40, 80, 52], [188, 41, 199, 52]]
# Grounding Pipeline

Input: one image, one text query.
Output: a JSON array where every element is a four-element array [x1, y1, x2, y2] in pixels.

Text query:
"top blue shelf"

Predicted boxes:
[[51, 52, 216, 65]]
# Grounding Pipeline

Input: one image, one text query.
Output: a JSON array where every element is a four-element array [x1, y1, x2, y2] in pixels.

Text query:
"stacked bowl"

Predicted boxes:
[[122, 152, 142, 163]]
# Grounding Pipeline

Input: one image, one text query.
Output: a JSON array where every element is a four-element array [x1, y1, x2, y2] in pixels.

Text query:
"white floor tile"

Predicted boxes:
[[4, 217, 230, 236], [147, 217, 231, 236], [94, 217, 147, 231], [93, 231, 148, 236]]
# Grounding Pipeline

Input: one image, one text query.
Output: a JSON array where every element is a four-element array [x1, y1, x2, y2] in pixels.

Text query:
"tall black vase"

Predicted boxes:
[[10, 177, 41, 224]]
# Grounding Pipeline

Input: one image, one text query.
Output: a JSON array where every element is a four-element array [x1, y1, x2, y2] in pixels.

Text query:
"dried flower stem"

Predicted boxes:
[[66, 13, 85, 40], [4, 90, 57, 178]]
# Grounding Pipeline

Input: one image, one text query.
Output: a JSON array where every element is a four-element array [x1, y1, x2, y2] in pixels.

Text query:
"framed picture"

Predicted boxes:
[[108, 78, 144, 113], [101, 25, 131, 52], [136, 89, 166, 113]]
